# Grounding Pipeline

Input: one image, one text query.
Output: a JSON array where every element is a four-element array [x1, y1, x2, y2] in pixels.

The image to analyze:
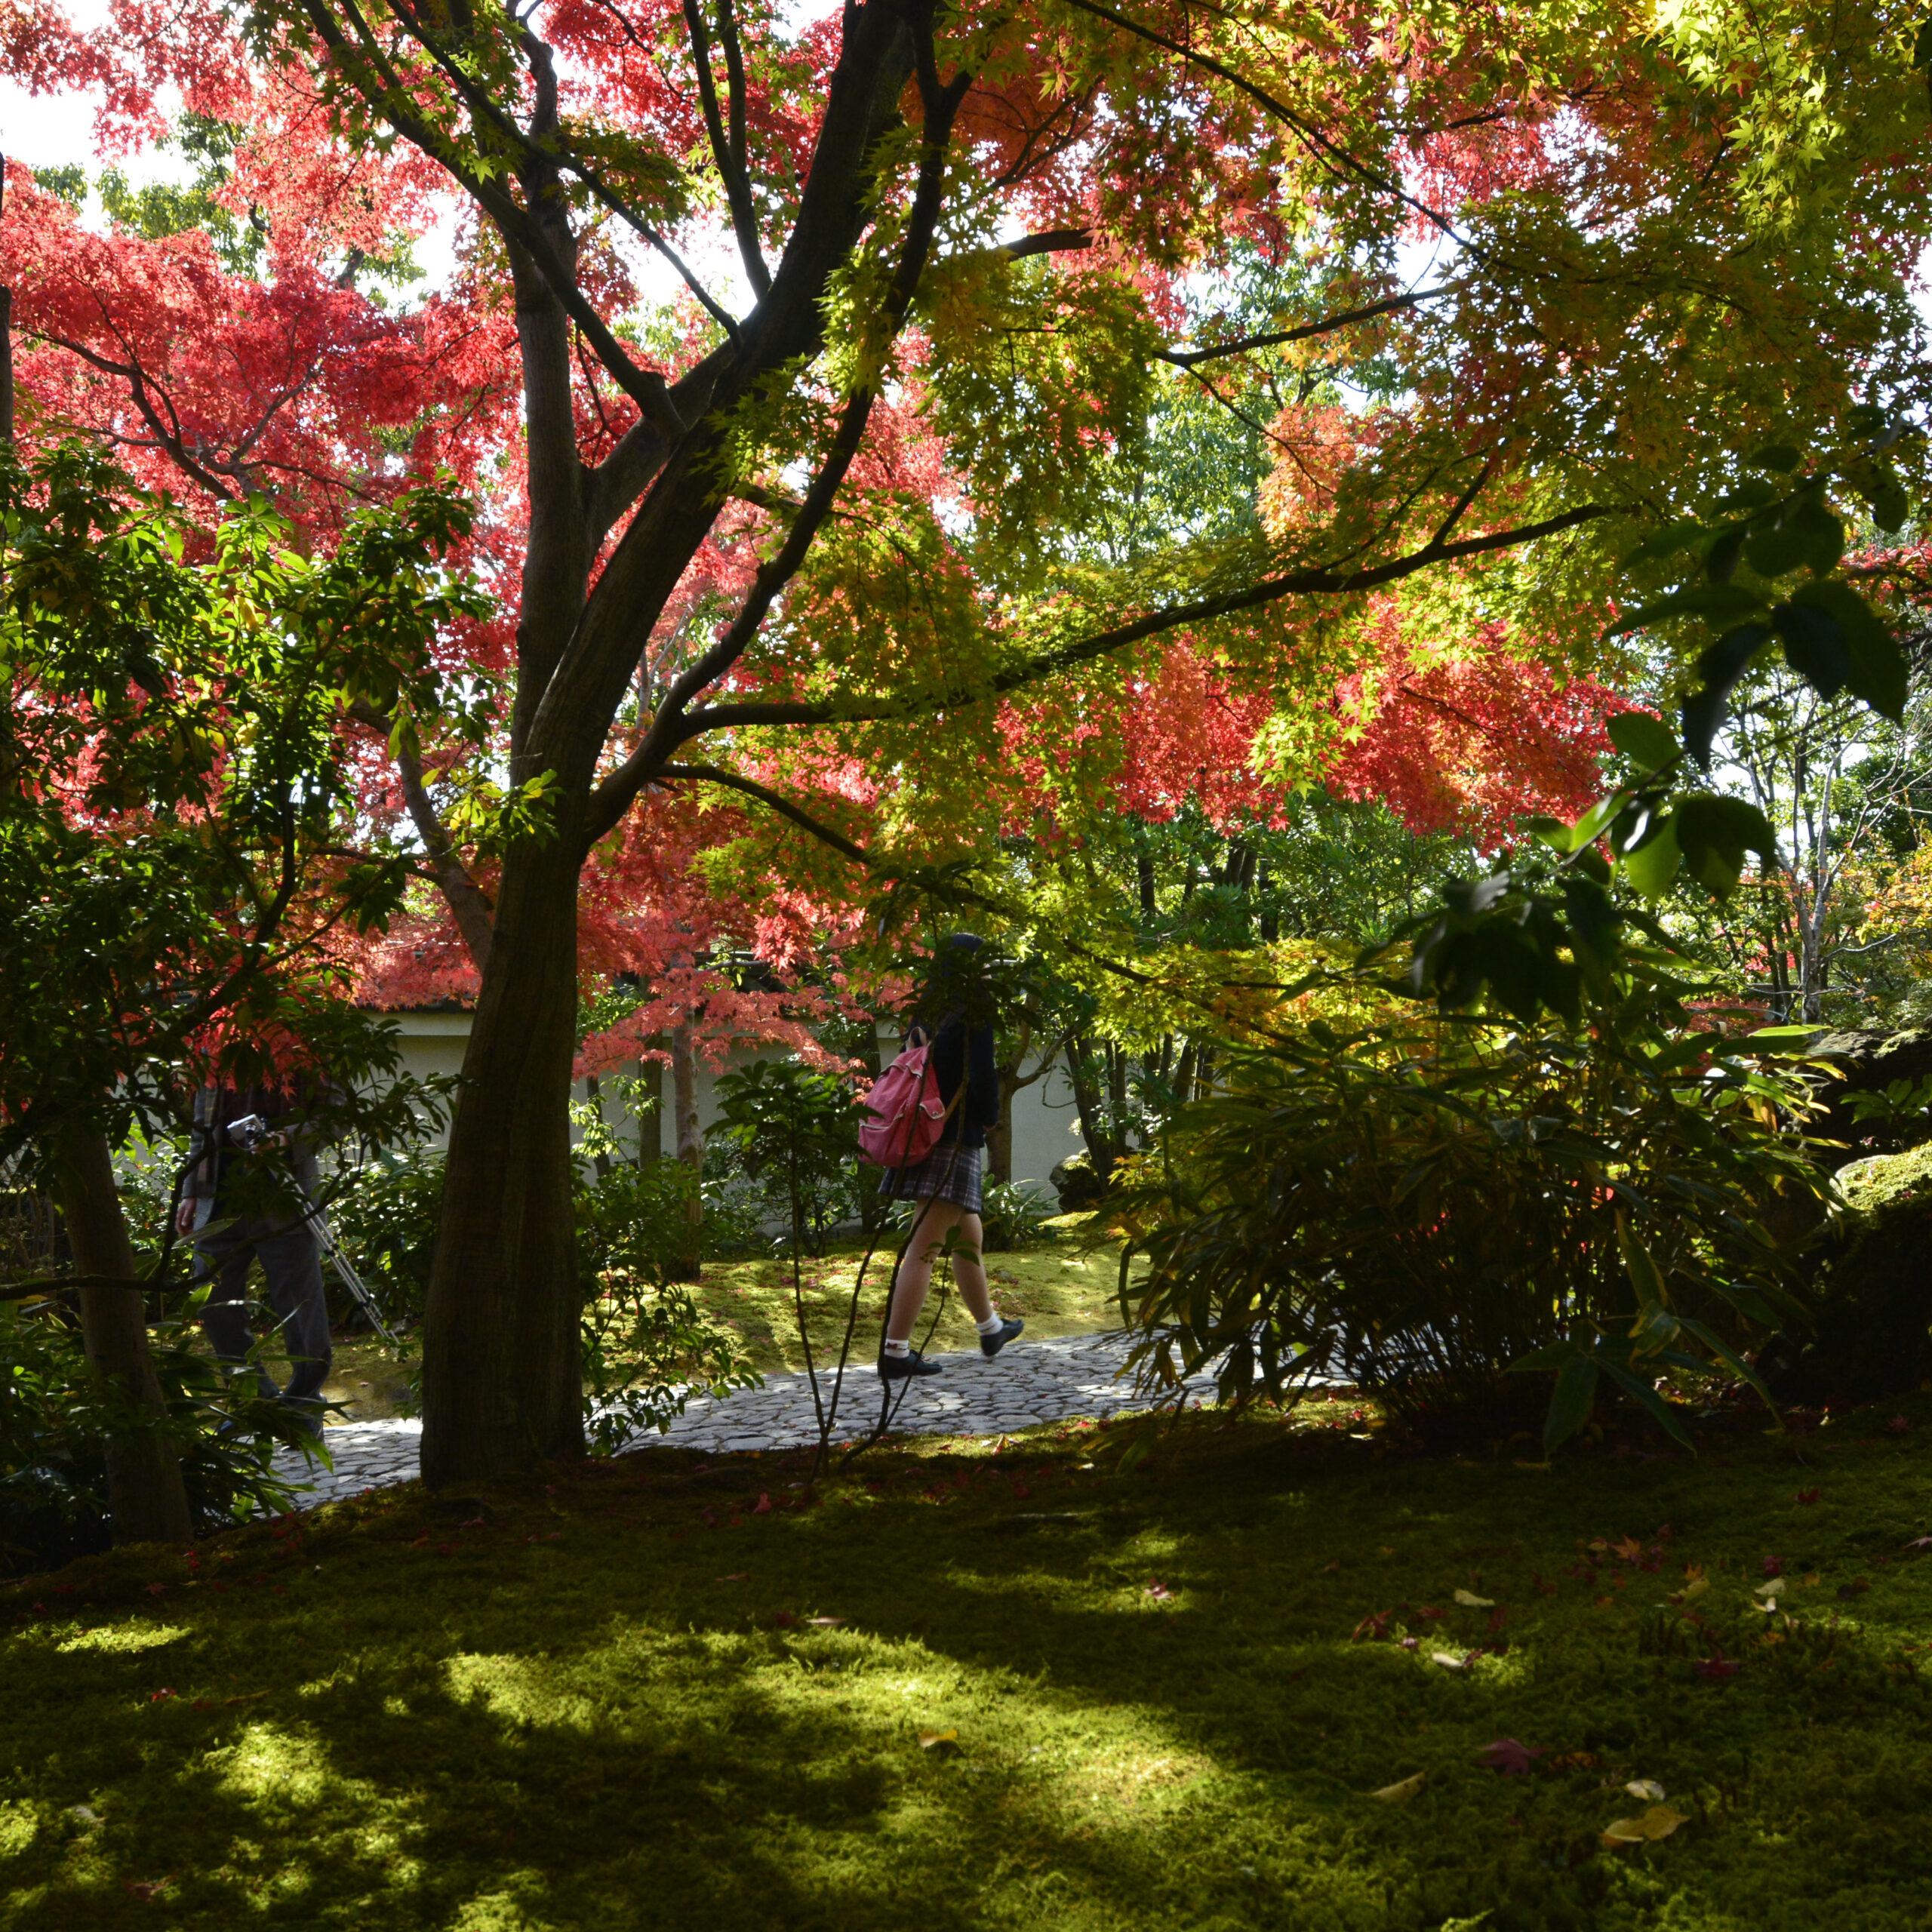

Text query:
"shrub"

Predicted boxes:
[[982, 1178, 1057, 1251], [1, 1301, 314, 1571], [709, 1059, 866, 1254], [1118, 1009, 1829, 1452]]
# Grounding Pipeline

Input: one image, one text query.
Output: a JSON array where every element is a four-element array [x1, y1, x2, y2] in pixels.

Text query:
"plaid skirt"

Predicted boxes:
[[876, 1141, 984, 1214]]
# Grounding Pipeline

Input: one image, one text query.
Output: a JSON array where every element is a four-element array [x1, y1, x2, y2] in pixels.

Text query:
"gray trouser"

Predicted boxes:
[[195, 1216, 333, 1413]]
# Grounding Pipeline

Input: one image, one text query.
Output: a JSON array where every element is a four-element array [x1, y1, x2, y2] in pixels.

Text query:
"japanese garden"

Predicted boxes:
[[5, 1, 1932, 1925]]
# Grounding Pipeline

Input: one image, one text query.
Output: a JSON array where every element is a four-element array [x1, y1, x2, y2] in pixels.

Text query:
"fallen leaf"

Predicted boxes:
[[773, 1611, 798, 1628], [1679, 1578, 1710, 1602], [1371, 1771, 1425, 1802], [1547, 1751, 1600, 1772], [918, 1728, 961, 1754], [1625, 1779, 1666, 1801], [752, 1494, 773, 1515], [715, 1574, 749, 1583], [1752, 1578, 1783, 1596], [1601, 1804, 1687, 1848], [1903, 1536, 1932, 1552], [1478, 1738, 1545, 1775], [1453, 1589, 1494, 1608], [1795, 1487, 1822, 1506], [1430, 1651, 1469, 1670], [1695, 1654, 1740, 1680], [1612, 1535, 1643, 1561], [807, 1616, 846, 1628]]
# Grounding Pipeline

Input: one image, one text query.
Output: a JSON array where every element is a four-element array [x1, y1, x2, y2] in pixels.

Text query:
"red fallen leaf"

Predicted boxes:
[[123, 1879, 169, 1902], [192, 1700, 214, 1711], [146, 1583, 167, 1598], [149, 1688, 176, 1704], [1146, 1580, 1174, 1601], [1011, 1482, 1032, 1500], [545, 1532, 561, 1542], [437, 1544, 456, 1558], [774, 1611, 798, 1628], [752, 1494, 773, 1515], [1890, 1416, 1912, 1435], [1795, 1487, 1823, 1505], [728, 1515, 746, 1529], [1696, 1654, 1741, 1680], [1351, 1610, 1391, 1641], [1414, 1605, 1444, 1621], [208, 1582, 228, 1594], [460, 1516, 488, 1530], [1763, 1555, 1785, 1577], [272, 1586, 285, 1596], [1533, 1574, 1558, 1597], [1478, 1738, 1546, 1775]]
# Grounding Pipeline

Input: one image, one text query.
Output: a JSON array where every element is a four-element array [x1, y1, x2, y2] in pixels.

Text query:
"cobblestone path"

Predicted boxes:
[[269, 1329, 1278, 1507]]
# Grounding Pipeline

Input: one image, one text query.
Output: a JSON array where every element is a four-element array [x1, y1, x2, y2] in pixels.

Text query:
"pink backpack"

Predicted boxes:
[[858, 1029, 955, 1168]]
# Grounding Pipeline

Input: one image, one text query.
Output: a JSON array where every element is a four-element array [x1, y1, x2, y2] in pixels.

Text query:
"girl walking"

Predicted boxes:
[[877, 935, 1025, 1380]]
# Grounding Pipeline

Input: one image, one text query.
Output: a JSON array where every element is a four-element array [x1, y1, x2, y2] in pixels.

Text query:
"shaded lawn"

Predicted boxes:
[[5, 1401, 1932, 1930]]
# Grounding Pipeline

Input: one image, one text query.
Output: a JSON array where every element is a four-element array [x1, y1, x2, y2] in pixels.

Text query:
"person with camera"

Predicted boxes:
[[175, 1080, 334, 1431]]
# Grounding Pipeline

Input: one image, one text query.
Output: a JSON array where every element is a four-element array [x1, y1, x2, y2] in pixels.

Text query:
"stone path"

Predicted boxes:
[[269, 1329, 1293, 1508]]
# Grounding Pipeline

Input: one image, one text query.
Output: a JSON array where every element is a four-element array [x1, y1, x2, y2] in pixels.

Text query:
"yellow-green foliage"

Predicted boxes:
[[7, 1406, 1932, 1929]]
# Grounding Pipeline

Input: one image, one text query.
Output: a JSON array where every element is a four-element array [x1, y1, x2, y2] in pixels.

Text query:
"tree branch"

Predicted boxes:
[[1154, 286, 1451, 368], [683, 0, 772, 299], [586, 502, 1611, 840], [347, 700, 496, 969], [1057, 0, 1503, 269]]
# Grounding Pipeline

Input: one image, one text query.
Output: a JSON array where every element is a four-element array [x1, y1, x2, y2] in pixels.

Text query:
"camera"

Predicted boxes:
[[223, 1114, 272, 1152]]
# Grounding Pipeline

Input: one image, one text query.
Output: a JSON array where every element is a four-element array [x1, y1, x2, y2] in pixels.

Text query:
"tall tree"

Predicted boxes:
[[8, 0, 1931, 1478]]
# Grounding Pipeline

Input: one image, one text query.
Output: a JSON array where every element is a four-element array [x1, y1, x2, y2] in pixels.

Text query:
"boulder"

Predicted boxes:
[[1799, 1026, 1932, 1166], [1050, 1152, 1105, 1212], [1759, 1141, 1932, 1406]]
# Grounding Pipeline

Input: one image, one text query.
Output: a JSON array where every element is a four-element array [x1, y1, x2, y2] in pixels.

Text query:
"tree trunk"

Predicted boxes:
[[635, 1042, 664, 1166], [669, 1023, 703, 1281], [582, 1073, 612, 1180], [1065, 1035, 1124, 1183], [53, 1121, 192, 1546], [420, 834, 586, 1486]]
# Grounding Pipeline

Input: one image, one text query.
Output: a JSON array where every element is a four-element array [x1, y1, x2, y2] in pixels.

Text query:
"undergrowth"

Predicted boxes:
[[4, 1401, 1932, 1930]]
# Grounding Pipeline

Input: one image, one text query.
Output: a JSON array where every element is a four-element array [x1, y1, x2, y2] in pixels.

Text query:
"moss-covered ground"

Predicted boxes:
[[8, 1397, 1932, 1931]]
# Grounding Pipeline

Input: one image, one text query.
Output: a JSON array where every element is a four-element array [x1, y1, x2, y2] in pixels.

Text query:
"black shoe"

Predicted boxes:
[[879, 1349, 942, 1380], [980, 1318, 1025, 1359]]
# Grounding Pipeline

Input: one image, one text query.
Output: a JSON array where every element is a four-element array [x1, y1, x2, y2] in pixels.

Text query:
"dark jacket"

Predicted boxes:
[[928, 1015, 999, 1151]]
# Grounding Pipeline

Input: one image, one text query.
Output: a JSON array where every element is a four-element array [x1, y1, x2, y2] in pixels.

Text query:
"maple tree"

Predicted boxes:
[[7, 0, 1932, 1479]]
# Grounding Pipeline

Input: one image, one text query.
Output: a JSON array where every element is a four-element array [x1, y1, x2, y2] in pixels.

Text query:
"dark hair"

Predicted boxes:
[[918, 933, 989, 1026]]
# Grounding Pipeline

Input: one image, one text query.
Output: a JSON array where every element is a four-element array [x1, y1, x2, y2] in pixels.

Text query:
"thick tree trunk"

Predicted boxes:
[[420, 833, 586, 1485], [669, 1023, 703, 1280], [53, 1122, 192, 1546]]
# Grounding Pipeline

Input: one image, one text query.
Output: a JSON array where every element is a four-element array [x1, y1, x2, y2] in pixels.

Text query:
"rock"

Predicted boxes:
[[1759, 1141, 1932, 1406], [1050, 1152, 1105, 1211], [1798, 1027, 1932, 1166]]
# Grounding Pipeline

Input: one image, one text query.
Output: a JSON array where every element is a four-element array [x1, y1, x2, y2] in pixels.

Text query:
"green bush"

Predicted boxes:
[[1, 1301, 314, 1571], [1118, 1008, 1829, 1452], [709, 1058, 866, 1254], [981, 1178, 1057, 1251]]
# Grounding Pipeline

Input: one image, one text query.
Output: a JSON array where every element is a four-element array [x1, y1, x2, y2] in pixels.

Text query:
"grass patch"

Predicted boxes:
[[297, 1223, 1124, 1423], [686, 1226, 1122, 1377], [6, 1399, 1932, 1929]]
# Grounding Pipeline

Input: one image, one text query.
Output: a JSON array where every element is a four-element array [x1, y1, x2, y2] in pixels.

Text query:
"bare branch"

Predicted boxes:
[[1155, 286, 1451, 369]]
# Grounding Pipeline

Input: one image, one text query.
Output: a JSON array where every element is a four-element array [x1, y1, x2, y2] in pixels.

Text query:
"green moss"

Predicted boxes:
[[661, 1237, 1125, 1377], [6, 1407, 1932, 1929], [1835, 1141, 1932, 1221]]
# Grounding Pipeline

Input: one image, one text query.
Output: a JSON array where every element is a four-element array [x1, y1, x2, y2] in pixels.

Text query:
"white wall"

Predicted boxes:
[[386, 1011, 1090, 1192]]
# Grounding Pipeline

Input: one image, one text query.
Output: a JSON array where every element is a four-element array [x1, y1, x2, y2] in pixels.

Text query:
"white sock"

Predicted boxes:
[[975, 1313, 1005, 1337], [882, 1337, 911, 1358]]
